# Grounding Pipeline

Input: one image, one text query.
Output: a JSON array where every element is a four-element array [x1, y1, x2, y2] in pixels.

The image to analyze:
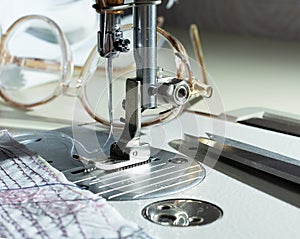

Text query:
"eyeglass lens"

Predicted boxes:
[[0, 16, 69, 107]]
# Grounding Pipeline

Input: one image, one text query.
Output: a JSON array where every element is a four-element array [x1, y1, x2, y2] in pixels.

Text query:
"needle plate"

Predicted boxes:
[[15, 125, 205, 201]]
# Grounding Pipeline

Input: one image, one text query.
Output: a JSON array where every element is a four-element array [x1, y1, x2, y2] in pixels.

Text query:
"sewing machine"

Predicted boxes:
[[6, 0, 214, 202], [1, 0, 300, 238]]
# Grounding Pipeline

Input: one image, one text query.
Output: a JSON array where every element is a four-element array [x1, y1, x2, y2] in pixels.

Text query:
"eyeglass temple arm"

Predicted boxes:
[[190, 24, 208, 85], [188, 24, 212, 98]]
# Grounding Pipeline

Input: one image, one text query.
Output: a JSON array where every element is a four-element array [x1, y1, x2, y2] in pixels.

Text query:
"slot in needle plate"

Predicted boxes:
[[14, 126, 205, 201]]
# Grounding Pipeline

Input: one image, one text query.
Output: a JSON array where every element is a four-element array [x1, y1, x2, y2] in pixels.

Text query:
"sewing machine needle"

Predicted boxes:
[[105, 57, 113, 145]]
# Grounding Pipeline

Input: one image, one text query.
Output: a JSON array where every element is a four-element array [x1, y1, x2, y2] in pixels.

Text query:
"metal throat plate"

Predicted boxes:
[[15, 125, 205, 201]]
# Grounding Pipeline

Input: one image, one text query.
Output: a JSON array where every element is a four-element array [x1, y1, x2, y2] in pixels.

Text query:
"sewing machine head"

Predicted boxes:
[[0, 0, 219, 201], [86, 0, 212, 166], [57, 0, 212, 199]]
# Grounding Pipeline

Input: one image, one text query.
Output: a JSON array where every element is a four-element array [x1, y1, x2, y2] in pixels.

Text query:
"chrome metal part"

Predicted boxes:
[[93, 1, 161, 12], [15, 127, 205, 200], [157, 78, 190, 106], [95, 0, 163, 165], [142, 199, 222, 226], [134, 0, 158, 109], [106, 57, 113, 142], [73, 150, 150, 171], [181, 133, 300, 184], [97, 13, 130, 58], [88, 0, 208, 199], [206, 134, 300, 184], [191, 107, 300, 137]]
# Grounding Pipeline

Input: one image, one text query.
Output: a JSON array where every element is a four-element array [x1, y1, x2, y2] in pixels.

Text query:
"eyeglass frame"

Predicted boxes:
[[0, 14, 211, 127]]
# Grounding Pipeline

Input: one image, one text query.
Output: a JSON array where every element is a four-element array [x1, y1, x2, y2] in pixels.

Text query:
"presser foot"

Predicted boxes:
[[74, 139, 152, 171], [73, 149, 151, 172]]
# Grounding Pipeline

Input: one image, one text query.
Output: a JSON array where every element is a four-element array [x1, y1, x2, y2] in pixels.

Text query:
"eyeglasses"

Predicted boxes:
[[0, 15, 212, 127]]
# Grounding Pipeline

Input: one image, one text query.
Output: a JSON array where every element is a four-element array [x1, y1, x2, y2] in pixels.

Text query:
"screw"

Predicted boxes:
[[132, 151, 138, 156], [116, 38, 130, 53]]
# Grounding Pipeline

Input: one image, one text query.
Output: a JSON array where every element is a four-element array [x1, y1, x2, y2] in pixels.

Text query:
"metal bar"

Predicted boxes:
[[133, 0, 157, 109], [199, 134, 300, 184]]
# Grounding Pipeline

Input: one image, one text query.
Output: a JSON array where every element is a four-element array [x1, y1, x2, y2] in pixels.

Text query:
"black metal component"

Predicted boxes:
[[239, 112, 300, 137], [110, 78, 142, 161], [110, 142, 130, 161], [114, 38, 130, 53]]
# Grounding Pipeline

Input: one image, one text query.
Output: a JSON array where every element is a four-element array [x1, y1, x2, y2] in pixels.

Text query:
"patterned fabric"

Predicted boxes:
[[0, 130, 153, 239]]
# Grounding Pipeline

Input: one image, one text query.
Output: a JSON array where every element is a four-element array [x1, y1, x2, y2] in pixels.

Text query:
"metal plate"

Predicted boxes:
[[142, 199, 223, 226], [15, 125, 205, 201], [238, 112, 300, 137]]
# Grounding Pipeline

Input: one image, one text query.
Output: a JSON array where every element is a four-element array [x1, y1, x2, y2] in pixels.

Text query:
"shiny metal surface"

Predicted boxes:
[[207, 133, 300, 168], [196, 133, 300, 184], [142, 199, 222, 227], [97, 13, 129, 58], [15, 125, 205, 201], [157, 78, 190, 106], [188, 107, 300, 138], [169, 133, 300, 208], [134, 1, 158, 109]]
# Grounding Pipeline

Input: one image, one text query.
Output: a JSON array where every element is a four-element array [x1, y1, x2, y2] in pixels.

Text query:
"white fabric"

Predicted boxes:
[[0, 130, 154, 239]]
